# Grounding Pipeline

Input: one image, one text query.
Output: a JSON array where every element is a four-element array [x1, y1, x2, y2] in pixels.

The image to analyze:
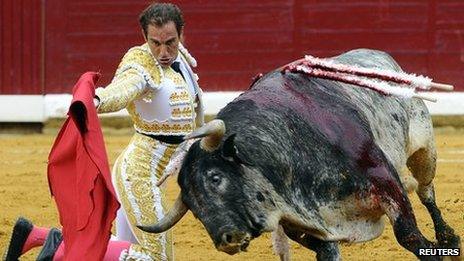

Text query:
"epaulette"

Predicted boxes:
[[178, 43, 197, 68], [113, 44, 164, 90]]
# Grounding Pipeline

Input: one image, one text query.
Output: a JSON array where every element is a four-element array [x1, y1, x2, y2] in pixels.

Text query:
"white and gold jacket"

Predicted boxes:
[[96, 43, 204, 135]]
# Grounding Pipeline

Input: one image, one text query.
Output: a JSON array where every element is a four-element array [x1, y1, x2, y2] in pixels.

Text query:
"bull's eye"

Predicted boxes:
[[211, 175, 221, 184], [206, 170, 226, 191]]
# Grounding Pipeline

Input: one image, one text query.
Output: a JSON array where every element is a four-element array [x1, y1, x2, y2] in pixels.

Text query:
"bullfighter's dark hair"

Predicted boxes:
[[139, 2, 184, 37]]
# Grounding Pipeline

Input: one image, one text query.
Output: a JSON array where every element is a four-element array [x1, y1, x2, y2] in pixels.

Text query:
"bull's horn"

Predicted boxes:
[[137, 194, 188, 233], [184, 119, 225, 152]]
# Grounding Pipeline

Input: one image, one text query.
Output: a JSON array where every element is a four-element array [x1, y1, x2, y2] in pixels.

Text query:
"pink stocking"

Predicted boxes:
[[53, 240, 131, 261], [103, 240, 131, 261], [22, 226, 50, 253], [52, 242, 65, 261]]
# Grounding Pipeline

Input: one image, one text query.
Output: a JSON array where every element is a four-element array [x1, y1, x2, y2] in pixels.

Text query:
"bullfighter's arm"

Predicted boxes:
[[94, 68, 149, 113]]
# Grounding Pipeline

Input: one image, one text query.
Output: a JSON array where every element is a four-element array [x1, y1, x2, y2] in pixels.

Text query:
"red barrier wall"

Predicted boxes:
[[1, 0, 463, 94], [0, 0, 42, 94]]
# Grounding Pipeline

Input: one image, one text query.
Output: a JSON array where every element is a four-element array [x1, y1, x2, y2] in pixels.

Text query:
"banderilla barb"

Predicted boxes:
[[281, 55, 454, 102]]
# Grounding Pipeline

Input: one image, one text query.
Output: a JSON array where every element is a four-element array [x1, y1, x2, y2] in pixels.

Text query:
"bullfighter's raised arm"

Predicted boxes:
[[94, 68, 150, 113]]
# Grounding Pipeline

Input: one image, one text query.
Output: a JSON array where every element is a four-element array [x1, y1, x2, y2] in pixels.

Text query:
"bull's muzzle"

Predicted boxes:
[[216, 230, 252, 255]]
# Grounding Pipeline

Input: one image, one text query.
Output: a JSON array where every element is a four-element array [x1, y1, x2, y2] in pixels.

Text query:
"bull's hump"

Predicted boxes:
[[246, 72, 372, 157]]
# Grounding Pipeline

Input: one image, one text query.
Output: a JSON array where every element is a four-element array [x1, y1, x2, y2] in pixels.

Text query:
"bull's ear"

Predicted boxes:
[[221, 134, 253, 166], [222, 134, 237, 159]]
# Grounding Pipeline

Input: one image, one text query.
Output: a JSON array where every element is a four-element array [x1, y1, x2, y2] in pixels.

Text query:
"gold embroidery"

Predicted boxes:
[[183, 106, 192, 116], [173, 76, 184, 86], [114, 133, 177, 260], [169, 91, 191, 105], [96, 70, 148, 113], [117, 44, 162, 85], [169, 92, 179, 101], [171, 108, 181, 118]]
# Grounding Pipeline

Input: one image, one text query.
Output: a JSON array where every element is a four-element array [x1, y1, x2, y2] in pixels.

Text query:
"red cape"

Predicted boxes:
[[48, 72, 120, 260]]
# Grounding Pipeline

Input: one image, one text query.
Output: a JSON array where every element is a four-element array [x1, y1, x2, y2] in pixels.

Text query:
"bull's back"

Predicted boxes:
[[248, 48, 428, 171], [244, 49, 408, 156]]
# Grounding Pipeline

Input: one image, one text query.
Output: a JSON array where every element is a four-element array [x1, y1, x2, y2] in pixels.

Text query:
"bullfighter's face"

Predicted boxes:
[[178, 137, 275, 255], [144, 21, 181, 68]]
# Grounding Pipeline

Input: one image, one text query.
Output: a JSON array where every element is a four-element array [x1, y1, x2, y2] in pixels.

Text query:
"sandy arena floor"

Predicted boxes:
[[0, 128, 462, 260]]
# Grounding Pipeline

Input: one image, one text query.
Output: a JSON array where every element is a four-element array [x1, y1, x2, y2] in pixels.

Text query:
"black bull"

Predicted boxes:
[[139, 49, 460, 260]]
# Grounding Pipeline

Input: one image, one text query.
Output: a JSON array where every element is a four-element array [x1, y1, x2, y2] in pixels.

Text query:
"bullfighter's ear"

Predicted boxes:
[[221, 134, 254, 166]]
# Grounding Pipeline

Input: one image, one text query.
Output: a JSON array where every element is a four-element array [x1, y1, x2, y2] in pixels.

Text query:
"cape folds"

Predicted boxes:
[[47, 72, 119, 260]]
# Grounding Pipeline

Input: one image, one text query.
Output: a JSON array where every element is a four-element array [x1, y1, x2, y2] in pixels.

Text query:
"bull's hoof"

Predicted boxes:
[[437, 226, 461, 250], [279, 252, 291, 261], [441, 235, 462, 261]]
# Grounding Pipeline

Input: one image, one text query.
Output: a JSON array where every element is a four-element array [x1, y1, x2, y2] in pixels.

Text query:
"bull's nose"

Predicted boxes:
[[217, 231, 251, 255], [221, 231, 247, 245], [222, 232, 234, 244]]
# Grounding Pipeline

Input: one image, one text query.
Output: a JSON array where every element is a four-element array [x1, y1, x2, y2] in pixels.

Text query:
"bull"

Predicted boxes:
[[139, 49, 460, 260]]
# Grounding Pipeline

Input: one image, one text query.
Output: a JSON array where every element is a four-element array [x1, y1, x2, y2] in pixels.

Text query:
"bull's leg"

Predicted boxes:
[[282, 225, 340, 261], [407, 146, 461, 250], [272, 225, 291, 261], [300, 236, 339, 261], [383, 198, 439, 261], [369, 160, 440, 260]]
